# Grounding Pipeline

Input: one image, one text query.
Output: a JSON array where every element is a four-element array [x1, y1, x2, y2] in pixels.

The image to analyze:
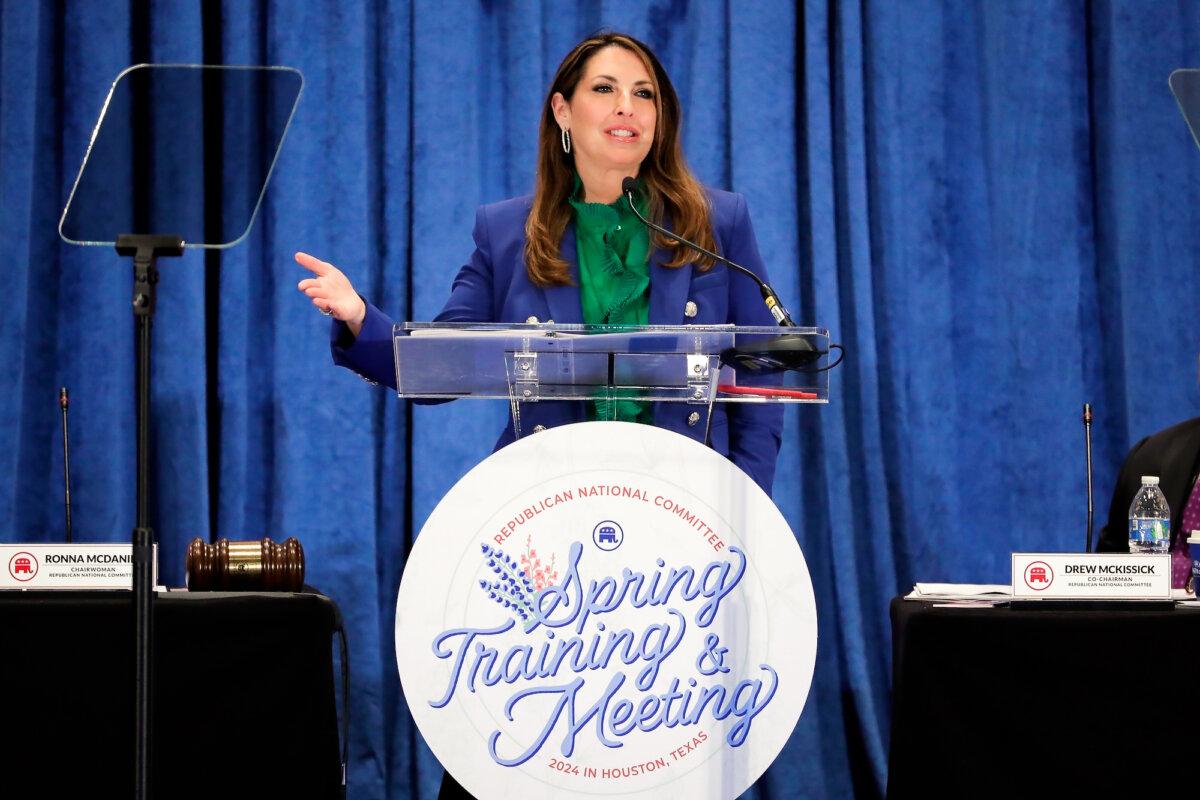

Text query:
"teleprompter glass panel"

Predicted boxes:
[[59, 64, 303, 249], [1170, 69, 1200, 153]]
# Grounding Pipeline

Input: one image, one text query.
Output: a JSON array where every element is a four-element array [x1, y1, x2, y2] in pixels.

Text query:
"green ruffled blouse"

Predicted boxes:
[[567, 175, 654, 424]]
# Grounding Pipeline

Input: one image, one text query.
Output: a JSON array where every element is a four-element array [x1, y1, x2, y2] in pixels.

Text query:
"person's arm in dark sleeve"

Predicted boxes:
[[330, 299, 398, 388]]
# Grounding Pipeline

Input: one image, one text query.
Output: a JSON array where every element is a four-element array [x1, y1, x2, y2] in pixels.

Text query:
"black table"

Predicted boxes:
[[888, 597, 1196, 797], [0, 591, 342, 799]]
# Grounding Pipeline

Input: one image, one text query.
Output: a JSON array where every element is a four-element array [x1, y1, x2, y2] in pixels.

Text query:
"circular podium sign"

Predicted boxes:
[[396, 421, 817, 799]]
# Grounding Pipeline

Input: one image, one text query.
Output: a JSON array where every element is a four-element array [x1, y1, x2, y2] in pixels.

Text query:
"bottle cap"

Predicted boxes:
[[1141, 475, 1160, 485]]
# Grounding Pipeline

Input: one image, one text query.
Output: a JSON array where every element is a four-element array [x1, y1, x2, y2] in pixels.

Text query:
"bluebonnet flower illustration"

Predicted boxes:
[[478, 543, 543, 631], [519, 534, 560, 591]]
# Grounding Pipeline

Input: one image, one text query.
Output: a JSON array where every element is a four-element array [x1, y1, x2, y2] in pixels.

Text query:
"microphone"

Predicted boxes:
[[1083, 403, 1094, 552], [622, 177, 795, 325], [621, 177, 826, 372], [60, 387, 73, 544]]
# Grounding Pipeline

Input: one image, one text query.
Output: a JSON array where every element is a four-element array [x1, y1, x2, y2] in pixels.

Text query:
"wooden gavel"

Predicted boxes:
[[185, 537, 305, 591]]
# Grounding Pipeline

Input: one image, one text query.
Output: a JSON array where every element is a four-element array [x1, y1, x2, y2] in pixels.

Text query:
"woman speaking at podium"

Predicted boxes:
[[296, 31, 784, 498]]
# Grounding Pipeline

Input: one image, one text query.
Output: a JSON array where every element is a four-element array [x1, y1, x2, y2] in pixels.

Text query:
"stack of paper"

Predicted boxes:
[[904, 583, 1012, 606]]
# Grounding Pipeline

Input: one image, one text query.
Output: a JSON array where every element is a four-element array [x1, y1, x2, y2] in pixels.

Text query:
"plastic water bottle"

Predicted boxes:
[[1128, 475, 1170, 554]]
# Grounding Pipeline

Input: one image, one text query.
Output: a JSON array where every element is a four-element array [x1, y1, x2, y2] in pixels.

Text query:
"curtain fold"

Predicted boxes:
[[4, 2, 1200, 798]]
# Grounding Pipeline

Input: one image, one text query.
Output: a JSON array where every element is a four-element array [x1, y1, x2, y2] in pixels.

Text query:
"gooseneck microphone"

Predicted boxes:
[[60, 387, 73, 544], [622, 178, 839, 373], [1083, 403, 1094, 553], [622, 177, 795, 326]]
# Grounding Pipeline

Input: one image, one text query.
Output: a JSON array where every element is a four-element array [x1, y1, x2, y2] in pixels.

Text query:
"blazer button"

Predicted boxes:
[[532, 424, 547, 433], [684, 300, 698, 318], [687, 411, 700, 426]]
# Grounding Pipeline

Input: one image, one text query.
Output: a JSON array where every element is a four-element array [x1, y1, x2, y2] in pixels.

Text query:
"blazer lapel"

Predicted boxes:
[[648, 245, 692, 324], [544, 223, 584, 324]]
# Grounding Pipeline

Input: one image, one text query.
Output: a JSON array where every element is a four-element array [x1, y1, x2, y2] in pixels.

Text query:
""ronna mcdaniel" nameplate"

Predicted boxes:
[[0, 544, 157, 590]]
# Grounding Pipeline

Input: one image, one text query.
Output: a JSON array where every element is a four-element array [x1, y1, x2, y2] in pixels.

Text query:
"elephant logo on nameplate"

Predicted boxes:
[[395, 421, 818, 800], [1023, 561, 1054, 590], [8, 552, 38, 582]]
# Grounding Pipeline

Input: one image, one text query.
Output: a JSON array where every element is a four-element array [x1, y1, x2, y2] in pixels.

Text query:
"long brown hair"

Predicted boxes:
[[524, 32, 717, 287]]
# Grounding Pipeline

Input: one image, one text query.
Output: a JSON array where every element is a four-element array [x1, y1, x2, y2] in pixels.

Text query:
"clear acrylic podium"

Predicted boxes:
[[391, 323, 831, 439]]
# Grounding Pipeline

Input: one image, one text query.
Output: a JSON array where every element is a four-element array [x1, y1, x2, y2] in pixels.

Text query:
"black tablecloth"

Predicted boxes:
[[888, 597, 1195, 797], [0, 591, 341, 799]]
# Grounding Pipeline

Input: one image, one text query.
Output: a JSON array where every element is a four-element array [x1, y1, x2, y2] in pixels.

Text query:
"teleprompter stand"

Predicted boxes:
[[116, 233, 183, 798], [57, 65, 304, 800]]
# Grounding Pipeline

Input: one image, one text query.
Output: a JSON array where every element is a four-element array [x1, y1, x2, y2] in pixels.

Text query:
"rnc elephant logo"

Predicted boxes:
[[8, 552, 37, 582]]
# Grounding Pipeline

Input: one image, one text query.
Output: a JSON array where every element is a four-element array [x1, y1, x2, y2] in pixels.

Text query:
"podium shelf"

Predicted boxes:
[[392, 322, 832, 404]]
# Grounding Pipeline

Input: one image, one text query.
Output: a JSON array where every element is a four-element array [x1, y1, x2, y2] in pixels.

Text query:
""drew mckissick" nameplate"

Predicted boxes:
[[1011, 553, 1171, 599], [0, 544, 157, 590]]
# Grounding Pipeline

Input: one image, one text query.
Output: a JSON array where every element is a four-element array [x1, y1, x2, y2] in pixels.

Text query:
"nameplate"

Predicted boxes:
[[1011, 553, 1171, 599], [0, 544, 156, 590]]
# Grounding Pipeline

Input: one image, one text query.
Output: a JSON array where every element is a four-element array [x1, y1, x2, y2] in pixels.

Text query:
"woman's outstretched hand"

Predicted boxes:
[[295, 252, 368, 337]]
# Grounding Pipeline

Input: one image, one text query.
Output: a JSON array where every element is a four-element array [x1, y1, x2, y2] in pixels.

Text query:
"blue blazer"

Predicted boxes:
[[332, 188, 784, 495]]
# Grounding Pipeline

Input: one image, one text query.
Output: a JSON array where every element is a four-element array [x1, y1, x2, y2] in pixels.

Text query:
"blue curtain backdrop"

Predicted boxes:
[[4, 1, 1200, 797]]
